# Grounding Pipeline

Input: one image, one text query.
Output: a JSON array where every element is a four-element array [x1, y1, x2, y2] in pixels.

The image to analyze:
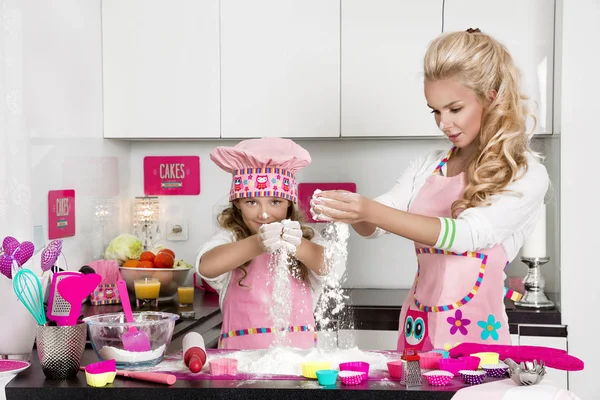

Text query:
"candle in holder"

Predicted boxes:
[[521, 204, 547, 259]]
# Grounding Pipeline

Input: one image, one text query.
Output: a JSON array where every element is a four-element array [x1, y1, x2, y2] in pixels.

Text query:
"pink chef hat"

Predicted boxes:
[[210, 137, 311, 203]]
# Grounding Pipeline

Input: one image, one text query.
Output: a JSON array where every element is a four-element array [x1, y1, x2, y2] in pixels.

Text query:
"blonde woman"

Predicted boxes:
[[312, 29, 549, 351]]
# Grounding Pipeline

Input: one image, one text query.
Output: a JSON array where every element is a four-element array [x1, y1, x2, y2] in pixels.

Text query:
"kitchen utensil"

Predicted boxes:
[[47, 271, 80, 326], [301, 361, 331, 379], [116, 279, 151, 352], [339, 361, 370, 376], [423, 370, 454, 386], [315, 369, 338, 386], [458, 370, 486, 385], [399, 348, 422, 387], [57, 273, 102, 325], [338, 370, 364, 385], [481, 362, 509, 377], [12, 269, 46, 325], [79, 364, 177, 385], [387, 360, 403, 379], [36, 322, 87, 380], [505, 358, 546, 386]]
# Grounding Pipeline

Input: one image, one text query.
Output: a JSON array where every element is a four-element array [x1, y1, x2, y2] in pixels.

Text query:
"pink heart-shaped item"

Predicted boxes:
[[0, 256, 14, 279], [41, 240, 63, 272], [13, 242, 34, 267], [2, 236, 20, 256]]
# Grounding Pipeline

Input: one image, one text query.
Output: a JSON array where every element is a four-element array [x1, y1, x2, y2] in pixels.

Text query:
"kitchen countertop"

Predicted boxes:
[[5, 287, 563, 399]]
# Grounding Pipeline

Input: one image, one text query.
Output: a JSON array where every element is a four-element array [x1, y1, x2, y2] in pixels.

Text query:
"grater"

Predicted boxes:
[[399, 348, 422, 387], [47, 271, 80, 326]]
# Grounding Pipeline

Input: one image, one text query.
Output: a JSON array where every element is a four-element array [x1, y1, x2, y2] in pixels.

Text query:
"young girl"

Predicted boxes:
[[312, 29, 550, 351], [196, 137, 327, 350]]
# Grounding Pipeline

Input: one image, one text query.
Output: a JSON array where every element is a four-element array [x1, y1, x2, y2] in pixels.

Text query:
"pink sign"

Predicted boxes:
[[297, 182, 357, 223], [48, 190, 76, 239], [144, 156, 201, 196]]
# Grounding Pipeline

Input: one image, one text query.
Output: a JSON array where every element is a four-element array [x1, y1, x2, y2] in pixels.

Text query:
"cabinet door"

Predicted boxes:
[[518, 335, 568, 390], [336, 329, 398, 351], [341, 1, 443, 137], [102, 0, 220, 138], [443, 0, 555, 135], [220, 0, 340, 138]]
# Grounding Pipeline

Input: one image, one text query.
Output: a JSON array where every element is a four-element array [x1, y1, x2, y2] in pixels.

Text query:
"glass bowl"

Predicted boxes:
[[83, 311, 179, 368], [119, 266, 191, 298]]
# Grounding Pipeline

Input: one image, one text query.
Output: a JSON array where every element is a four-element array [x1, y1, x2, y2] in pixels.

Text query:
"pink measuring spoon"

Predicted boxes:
[[57, 273, 102, 325], [116, 280, 151, 352]]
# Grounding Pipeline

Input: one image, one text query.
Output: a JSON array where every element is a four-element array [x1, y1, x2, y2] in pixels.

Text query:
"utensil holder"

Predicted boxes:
[[36, 322, 87, 379]]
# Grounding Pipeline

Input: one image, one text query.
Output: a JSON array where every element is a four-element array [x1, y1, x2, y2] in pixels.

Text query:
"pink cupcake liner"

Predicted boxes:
[[338, 370, 365, 385], [481, 363, 509, 378], [209, 358, 238, 375], [459, 370, 486, 385], [423, 370, 454, 386], [419, 352, 443, 369], [438, 358, 467, 376], [458, 356, 481, 371], [387, 360, 403, 379], [338, 361, 370, 376]]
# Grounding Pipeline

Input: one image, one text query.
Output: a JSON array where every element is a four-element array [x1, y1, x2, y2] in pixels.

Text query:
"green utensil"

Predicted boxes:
[[13, 269, 46, 325]]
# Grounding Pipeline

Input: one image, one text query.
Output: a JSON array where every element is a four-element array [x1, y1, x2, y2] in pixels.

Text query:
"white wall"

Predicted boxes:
[[129, 137, 559, 291], [23, 0, 130, 268], [560, 0, 600, 397]]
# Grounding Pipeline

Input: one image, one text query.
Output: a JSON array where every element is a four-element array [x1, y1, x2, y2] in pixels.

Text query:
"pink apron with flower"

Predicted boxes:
[[397, 149, 512, 352], [219, 253, 316, 349]]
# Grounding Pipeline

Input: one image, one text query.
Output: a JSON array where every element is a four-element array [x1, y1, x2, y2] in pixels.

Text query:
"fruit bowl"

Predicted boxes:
[[84, 311, 179, 368], [119, 266, 192, 298]]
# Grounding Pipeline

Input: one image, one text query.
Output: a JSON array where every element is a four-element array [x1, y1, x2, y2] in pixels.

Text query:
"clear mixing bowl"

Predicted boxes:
[[83, 311, 179, 368]]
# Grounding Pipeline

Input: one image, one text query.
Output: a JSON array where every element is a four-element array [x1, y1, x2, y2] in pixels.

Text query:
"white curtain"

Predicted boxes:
[[0, 0, 31, 241]]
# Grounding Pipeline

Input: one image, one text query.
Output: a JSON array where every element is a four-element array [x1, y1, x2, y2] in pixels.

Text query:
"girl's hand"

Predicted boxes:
[[257, 222, 284, 253], [281, 220, 302, 255], [311, 190, 370, 224]]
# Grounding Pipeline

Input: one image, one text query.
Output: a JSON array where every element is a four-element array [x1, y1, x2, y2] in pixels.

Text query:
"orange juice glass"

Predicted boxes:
[[134, 278, 161, 307], [177, 286, 195, 307]]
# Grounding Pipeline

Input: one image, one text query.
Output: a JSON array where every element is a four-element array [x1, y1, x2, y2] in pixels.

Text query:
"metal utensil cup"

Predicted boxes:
[[515, 257, 555, 309], [36, 322, 87, 379]]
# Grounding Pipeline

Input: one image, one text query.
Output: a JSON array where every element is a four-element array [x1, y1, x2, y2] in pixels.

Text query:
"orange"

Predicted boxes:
[[158, 249, 175, 259], [138, 260, 154, 269], [154, 252, 174, 269], [140, 251, 155, 263], [122, 259, 139, 268]]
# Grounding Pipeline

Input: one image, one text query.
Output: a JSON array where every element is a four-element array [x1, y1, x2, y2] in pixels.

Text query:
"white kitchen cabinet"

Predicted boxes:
[[220, 0, 340, 138], [102, 0, 220, 139], [341, 1, 443, 137], [518, 334, 568, 390], [510, 334, 519, 346], [443, 0, 555, 135], [336, 329, 398, 351]]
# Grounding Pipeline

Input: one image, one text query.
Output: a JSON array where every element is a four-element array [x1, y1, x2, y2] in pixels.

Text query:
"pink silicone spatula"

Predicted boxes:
[[57, 273, 103, 325], [116, 279, 151, 352]]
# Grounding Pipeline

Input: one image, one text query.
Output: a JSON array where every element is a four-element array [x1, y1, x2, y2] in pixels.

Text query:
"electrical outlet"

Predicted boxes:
[[166, 219, 188, 241]]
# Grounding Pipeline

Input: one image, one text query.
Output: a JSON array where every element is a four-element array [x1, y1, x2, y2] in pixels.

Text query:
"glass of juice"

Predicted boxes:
[[177, 286, 195, 307], [134, 278, 161, 308]]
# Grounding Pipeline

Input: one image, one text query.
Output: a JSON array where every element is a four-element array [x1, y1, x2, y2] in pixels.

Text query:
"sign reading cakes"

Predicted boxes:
[[48, 189, 76, 239], [144, 156, 200, 195]]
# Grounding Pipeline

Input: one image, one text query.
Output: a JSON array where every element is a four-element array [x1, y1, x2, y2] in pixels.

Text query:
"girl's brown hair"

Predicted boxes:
[[218, 200, 314, 286], [424, 30, 541, 217]]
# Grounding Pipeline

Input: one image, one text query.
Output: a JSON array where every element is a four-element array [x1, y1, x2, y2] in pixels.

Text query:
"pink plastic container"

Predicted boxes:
[[387, 361, 403, 379], [458, 356, 481, 371], [419, 352, 443, 369], [209, 358, 238, 375], [338, 371, 365, 385], [423, 370, 454, 386], [438, 358, 467, 376], [338, 361, 370, 376]]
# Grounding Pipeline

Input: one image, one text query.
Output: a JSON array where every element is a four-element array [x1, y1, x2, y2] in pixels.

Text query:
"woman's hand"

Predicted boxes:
[[311, 190, 371, 224]]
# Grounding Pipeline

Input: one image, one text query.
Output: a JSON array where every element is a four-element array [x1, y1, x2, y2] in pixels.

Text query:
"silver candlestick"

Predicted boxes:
[[515, 257, 555, 309]]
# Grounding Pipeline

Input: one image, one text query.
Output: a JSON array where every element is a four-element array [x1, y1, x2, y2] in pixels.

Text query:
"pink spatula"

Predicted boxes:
[[116, 280, 151, 352], [57, 273, 103, 325]]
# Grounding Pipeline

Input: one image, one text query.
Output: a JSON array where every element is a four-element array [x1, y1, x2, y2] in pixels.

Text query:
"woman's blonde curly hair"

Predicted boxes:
[[424, 30, 540, 217], [218, 200, 314, 287]]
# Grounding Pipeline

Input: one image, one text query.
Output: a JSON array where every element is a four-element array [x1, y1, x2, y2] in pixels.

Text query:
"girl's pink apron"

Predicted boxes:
[[219, 253, 316, 349], [397, 149, 514, 351]]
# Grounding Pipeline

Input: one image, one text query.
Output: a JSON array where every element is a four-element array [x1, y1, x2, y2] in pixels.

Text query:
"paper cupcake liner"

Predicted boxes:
[[423, 370, 454, 386]]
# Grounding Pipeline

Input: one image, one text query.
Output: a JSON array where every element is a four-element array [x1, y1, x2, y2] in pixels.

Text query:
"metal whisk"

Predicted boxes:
[[12, 268, 46, 326]]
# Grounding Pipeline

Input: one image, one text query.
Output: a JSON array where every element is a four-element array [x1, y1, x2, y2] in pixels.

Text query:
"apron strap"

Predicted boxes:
[[504, 287, 524, 302], [219, 325, 317, 349], [432, 146, 457, 176]]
